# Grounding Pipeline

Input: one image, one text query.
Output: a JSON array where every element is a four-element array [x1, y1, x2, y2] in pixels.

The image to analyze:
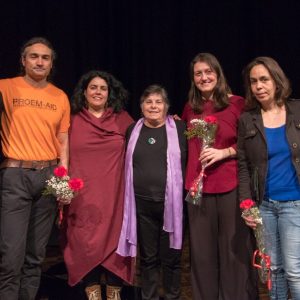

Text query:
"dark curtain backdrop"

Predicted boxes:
[[1, 0, 300, 118]]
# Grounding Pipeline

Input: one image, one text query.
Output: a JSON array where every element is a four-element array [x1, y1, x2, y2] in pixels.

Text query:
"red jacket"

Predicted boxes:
[[182, 95, 245, 193]]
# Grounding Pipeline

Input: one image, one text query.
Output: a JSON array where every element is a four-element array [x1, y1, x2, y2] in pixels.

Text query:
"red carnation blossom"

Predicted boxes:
[[240, 198, 255, 210], [53, 166, 68, 177], [204, 115, 217, 124], [68, 178, 84, 191]]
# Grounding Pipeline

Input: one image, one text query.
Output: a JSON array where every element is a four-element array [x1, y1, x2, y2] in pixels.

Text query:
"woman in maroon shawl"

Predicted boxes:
[[62, 70, 134, 300]]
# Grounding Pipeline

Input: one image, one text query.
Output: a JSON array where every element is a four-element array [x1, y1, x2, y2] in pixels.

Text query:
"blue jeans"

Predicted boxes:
[[260, 199, 300, 300]]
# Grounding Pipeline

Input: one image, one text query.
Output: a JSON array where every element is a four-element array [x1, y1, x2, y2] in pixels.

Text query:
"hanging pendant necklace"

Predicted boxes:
[[148, 137, 156, 145]]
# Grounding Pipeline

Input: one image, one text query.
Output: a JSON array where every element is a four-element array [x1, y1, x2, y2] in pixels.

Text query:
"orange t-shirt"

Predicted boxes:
[[0, 77, 70, 160]]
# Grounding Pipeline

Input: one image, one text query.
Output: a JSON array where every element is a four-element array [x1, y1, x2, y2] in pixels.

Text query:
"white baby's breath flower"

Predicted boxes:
[[44, 176, 74, 200], [190, 119, 205, 125]]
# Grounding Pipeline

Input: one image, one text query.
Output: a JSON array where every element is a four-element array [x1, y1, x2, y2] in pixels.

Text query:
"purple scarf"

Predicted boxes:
[[117, 116, 183, 257]]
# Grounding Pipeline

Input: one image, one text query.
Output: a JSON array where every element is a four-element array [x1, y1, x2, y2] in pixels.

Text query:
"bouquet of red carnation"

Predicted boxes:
[[240, 199, 271, 290], [185, 115, 218, 206], [44, 166, 84, 225]]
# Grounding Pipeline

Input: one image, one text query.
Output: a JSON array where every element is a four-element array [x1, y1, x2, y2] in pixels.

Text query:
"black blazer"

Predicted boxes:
[[237, 99, 300, 205]]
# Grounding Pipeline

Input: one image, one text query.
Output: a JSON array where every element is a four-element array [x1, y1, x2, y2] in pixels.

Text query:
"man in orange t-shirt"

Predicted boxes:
[[0, 37, 70, 300]]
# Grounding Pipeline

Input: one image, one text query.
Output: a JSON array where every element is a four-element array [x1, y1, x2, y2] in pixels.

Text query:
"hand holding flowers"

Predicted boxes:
[[240, 199, 271, 290], [199, 147, 230, 167], [44, 166, 84, 225], [240, 198, 262, 228], [185, 115, 218, 205]]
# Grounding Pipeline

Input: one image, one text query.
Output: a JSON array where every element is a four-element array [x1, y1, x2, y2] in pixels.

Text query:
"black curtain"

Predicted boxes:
[[1, 0, 300, 119]]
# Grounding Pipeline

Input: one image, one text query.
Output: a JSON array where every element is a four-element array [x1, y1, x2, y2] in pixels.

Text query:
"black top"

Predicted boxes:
[[126, 119, 187, 202]]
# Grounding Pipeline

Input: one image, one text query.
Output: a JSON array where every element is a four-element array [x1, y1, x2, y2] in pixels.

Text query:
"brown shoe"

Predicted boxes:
[[106, 285, 121, 300], [85, 284, 102, 300]]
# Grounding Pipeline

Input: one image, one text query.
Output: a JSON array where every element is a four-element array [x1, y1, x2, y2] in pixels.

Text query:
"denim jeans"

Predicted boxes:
[[260, 199, 300, 300]]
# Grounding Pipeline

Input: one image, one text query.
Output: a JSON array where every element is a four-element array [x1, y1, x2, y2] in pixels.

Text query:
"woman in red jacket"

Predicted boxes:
[[182, 53, 258, 300]]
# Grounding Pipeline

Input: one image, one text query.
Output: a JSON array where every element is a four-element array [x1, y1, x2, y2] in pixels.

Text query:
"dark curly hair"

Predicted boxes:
[[243, 56, 291, 110], [188, 53, 231, 114], [71, 70, 129, 114]]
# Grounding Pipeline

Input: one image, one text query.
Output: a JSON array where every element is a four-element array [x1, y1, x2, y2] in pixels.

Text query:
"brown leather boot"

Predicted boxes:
[[106, 285, 121, 300], [85, 284, 102, 300]]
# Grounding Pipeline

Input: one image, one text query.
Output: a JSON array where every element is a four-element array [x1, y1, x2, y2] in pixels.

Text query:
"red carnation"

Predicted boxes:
[[53, 166, 68, 177], [204, 115, 217, 124], [240, 198, 255, 210], [68, 178, 84, 191]]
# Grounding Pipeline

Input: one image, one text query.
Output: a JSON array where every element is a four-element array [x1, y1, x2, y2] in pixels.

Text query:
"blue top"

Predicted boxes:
[[265, 125, 300, 200]]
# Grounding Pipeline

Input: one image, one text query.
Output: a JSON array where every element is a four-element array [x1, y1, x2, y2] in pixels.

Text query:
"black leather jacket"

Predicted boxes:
[[237, 99, 300, 205]]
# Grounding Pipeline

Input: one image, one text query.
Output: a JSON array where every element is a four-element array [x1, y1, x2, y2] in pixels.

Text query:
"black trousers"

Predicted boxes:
[[136, 197, 182, 300], [0, 167, 57, 300], [188, 188, 259, 300]]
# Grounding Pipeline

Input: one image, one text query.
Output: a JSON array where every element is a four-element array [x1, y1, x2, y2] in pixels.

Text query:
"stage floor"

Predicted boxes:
[[37, 227, 270, 299]]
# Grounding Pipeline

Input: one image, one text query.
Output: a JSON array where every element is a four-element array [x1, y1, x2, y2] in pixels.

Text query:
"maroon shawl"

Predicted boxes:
[[62, 108, 134, 286]]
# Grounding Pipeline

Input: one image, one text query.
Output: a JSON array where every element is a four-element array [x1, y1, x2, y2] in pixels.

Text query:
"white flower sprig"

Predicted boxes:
[[45, 175, 74, 200], [43, 166, 84, 226]]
